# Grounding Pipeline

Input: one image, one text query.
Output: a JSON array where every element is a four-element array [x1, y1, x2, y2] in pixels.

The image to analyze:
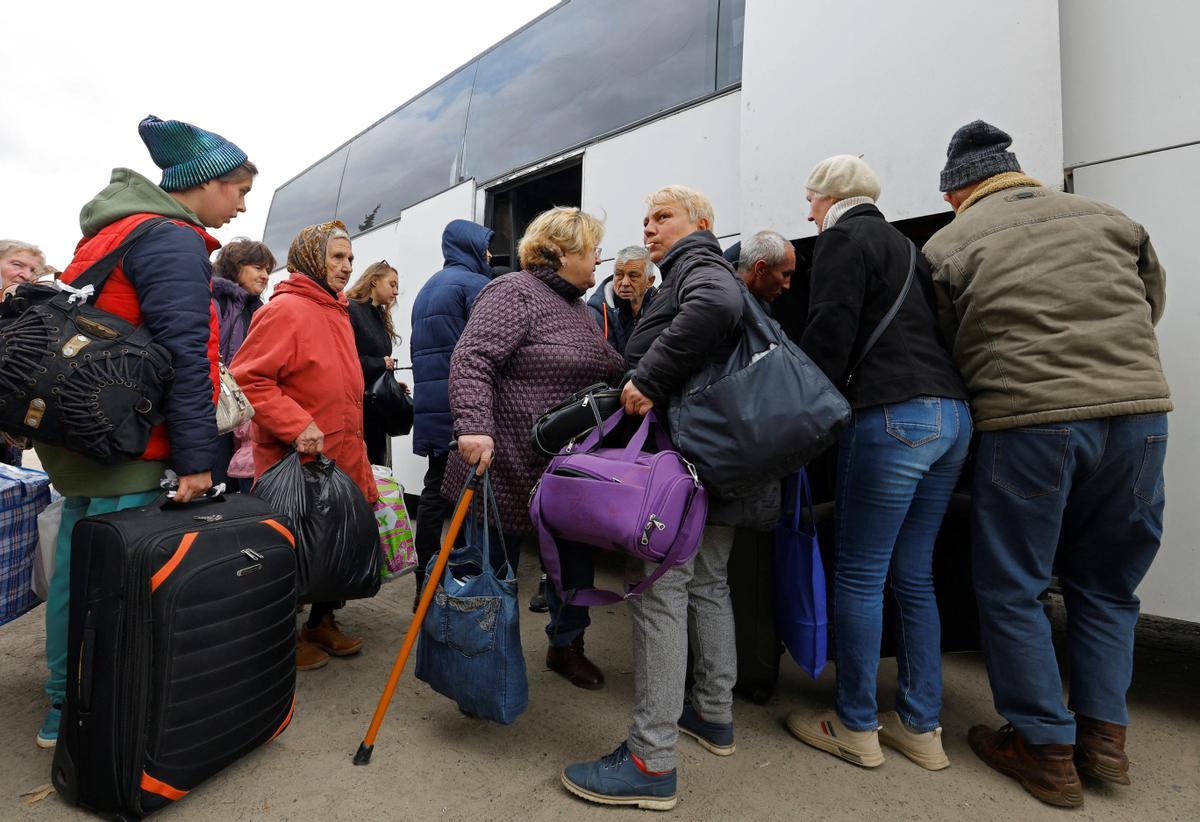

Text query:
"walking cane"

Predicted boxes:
[[353, 470, 480, 765]]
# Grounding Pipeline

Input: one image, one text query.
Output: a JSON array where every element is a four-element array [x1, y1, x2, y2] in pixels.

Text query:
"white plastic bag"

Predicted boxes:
[[32, 496, 63, 601]]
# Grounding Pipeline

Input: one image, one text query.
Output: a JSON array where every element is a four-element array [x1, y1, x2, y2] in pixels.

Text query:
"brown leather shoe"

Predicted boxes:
[[968, 724, 1084, 808], [296, 639, 329, 671], [1075, 716, 1130, 785], [300, 614, 364, 656], [546, 638, 604, 690]]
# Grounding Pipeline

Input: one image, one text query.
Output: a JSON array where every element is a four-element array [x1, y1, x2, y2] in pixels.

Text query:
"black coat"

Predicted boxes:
[[624, 231, 743, 404], [347, 299, 394, 386], [800, 205, 967, 410]]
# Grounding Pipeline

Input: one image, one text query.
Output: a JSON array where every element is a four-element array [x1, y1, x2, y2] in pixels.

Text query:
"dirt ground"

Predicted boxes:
[[2, 547, 1197, 822]]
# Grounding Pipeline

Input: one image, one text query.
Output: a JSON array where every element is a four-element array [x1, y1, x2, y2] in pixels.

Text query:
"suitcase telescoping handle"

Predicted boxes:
[[353, 471, 481, 766]]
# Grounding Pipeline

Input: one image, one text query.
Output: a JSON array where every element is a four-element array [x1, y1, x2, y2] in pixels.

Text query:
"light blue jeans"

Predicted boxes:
[[834, 396, 972, 732]]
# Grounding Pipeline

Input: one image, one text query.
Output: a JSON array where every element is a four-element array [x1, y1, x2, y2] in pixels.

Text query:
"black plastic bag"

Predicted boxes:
[[252, 451, 381, 602], [366, 371, 413, 436]]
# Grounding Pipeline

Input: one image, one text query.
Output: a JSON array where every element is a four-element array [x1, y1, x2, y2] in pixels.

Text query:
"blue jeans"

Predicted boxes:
[[971, 414, 1167, 744], [834, 396, 972, 732]]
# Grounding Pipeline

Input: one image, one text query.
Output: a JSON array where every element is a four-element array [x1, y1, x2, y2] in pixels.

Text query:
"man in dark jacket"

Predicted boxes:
[[33, 115, 256, 749], [586, 245, 657, 356], [409, 220, 495, 595], [562, 186, 741, 811], [737, 229, 795, 304]]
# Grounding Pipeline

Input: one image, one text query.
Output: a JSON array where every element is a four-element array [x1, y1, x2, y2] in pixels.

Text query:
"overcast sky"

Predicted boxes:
[[0, 0, 558, 269]]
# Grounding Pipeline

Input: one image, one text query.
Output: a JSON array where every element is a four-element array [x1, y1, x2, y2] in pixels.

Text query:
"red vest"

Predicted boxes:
[[61, 212, 221, 463]]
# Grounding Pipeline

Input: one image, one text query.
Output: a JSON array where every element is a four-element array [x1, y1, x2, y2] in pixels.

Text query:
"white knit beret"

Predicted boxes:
[[805, 155, 881, 201]]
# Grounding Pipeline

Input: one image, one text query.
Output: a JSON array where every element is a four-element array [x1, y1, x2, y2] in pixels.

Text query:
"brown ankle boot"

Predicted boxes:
[[296, 639, 329, 671], [1075, 716, 1130, 785], [300, 614, 364, 656], [546, 638, 604, 690], [969, 724, 1084, 808]]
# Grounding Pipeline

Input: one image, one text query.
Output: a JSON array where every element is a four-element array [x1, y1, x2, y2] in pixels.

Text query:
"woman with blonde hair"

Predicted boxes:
[[444, 206, 623, 689], [346, 260, 404, 465]]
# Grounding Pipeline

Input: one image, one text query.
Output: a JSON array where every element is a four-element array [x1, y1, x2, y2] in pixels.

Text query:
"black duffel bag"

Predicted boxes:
[[0, 219, 176, 464], [668, 282, 851, 498], [530, 382, 622, 457], [365, 369, 413, 436]]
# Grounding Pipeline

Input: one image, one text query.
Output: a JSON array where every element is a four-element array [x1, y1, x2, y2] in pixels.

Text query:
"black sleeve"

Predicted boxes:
[[349, 302, 387, 385], [123, 223, 218, 477], [634, 264, 743, 403], [799, 229, 868, 387]]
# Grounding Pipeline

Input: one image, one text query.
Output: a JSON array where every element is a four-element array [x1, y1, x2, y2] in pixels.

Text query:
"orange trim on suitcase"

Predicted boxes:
[[150, 532, 198, 592], [140, 771, 188, 801], [262, 518, 295, 548], [268, 694, 297, 743]]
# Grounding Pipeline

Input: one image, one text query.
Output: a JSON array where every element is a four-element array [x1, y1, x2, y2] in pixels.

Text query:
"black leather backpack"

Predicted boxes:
[[0, 218, 176, 463]]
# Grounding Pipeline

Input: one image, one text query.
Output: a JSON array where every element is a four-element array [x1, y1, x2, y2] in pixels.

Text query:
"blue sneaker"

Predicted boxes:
[[36, 704, 61, 749], [561, 742, 678, 811], [678, 701, 735, 756]]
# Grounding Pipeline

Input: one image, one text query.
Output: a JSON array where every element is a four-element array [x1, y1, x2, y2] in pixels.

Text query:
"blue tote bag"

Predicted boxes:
[[774, 470, 828, 678], [414, 474, 528, 724]]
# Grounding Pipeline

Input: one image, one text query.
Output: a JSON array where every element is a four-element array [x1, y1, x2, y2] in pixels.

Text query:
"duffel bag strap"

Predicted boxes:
[[69, 217, 172, 299]]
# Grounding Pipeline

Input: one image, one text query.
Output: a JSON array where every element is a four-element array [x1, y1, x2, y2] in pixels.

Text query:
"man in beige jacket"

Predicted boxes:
[[924, 121, 1170, 809]]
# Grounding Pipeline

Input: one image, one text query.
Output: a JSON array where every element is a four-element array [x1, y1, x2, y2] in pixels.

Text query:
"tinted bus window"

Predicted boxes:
[[261, 147, 349, 266], [717, 0, 745, 89], [462, 0, 720, 183], [336, 64, 478, 234]]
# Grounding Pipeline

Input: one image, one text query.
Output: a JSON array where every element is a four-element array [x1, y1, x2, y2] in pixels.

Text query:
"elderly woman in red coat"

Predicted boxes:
[[233, 220, 378, 672]]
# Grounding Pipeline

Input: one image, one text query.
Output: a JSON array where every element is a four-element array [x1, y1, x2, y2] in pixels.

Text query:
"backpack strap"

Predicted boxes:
[[70, 217, 172, 300]]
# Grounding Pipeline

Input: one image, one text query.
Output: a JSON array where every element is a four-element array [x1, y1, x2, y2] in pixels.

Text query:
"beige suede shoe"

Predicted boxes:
[[878, 711, 950, 770], [786, 711, 884, 768]]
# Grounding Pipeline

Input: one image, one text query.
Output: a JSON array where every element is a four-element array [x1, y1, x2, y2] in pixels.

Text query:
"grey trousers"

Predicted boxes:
[[626, 524, 737, 771]]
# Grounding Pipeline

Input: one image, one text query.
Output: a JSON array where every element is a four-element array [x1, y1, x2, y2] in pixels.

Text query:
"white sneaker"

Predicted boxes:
[[877, 711, 950, 770], [786, 711, 884, 768]]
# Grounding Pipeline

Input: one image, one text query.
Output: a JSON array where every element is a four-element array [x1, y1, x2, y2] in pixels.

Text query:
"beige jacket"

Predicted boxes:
[[923, 174, 1171, 431]]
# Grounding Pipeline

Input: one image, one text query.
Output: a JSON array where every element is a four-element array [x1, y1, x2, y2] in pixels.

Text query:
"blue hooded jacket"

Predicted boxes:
[[410, 219, 495, 457]]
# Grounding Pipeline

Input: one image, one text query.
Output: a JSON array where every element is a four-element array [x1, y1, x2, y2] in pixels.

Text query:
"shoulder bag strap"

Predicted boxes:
[[70, 217, 173, 299], [844, 239, 916, 389]]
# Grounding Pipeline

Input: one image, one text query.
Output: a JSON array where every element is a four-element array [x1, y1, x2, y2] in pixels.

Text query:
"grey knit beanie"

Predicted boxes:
[[939, 120, 1021, 192]]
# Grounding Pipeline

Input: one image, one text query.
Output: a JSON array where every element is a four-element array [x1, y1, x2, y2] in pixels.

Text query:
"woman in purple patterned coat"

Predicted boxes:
[[444, 207, 623, 690]]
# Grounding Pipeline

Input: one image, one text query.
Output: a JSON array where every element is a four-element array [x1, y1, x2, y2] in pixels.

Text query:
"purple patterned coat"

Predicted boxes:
[[443, 267, 624, 536]]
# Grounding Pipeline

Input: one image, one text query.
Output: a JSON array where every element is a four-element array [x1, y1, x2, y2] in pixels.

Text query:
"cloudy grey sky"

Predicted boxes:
[[0, 0, 558, 269]]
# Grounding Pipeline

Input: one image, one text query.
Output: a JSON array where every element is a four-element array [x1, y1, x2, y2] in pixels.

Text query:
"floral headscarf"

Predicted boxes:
[[286, 220, 348, 282]]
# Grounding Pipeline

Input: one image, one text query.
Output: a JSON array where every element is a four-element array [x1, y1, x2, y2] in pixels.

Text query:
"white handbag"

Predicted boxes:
[[32, 495, 63, 601], [215, 362, 254, 435]]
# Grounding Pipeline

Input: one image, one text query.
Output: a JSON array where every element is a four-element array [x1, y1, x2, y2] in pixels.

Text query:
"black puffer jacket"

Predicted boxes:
[[624, 230, 778, 530], [624, 231, 742, 404], [801, 204, 967, 409]]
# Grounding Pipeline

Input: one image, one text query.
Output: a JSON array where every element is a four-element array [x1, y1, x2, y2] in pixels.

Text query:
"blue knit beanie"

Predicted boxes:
[[138, 115, 248, 192], [939, 120, 1021, 192]]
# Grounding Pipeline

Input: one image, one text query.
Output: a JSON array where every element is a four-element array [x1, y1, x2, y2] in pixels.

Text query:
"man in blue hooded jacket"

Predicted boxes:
[[409, 219, 495, 600]]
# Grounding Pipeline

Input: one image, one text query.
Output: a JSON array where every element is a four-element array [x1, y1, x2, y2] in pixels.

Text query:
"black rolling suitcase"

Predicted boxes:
[[52, 493, 298, 820], [727, 528, 782, 704]]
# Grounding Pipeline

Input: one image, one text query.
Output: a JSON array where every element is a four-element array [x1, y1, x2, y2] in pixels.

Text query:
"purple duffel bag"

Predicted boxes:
[[530, 409, 708, 605]]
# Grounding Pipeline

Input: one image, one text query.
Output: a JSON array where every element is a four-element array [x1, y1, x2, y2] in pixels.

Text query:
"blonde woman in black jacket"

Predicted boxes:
[[347, 261, 401, 465]]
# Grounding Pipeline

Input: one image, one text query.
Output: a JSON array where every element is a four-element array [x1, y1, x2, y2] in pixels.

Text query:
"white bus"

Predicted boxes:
[[260, 0, 1198, 623]]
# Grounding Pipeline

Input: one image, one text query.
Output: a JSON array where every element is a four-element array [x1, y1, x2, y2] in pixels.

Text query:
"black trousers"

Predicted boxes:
[[364, 409, 389, 466], [414, 453, 451, 588]]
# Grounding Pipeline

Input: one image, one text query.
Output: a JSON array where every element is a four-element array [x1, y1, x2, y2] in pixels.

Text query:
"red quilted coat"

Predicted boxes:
[[232, 272, 378, 503], [444, 268, 624, 536]]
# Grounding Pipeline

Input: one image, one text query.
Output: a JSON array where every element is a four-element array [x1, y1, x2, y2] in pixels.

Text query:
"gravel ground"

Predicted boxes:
[[1, 546, 1197, 822]]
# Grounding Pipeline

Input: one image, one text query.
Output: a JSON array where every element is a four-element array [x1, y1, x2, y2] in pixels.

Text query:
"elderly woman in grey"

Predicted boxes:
[[586, 244, 658, 356]]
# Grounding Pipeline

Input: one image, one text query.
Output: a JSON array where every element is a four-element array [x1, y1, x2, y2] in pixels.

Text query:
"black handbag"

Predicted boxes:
[[530, 382, 622, 457], [0, 219, 176, 464], [668, 283, 852, 498], [366, 370, 413, 436]]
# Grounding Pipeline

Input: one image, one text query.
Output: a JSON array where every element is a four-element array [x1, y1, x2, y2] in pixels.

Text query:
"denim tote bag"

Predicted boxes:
[[774, 470, 828, 677], [415, 474, 528, 724]]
